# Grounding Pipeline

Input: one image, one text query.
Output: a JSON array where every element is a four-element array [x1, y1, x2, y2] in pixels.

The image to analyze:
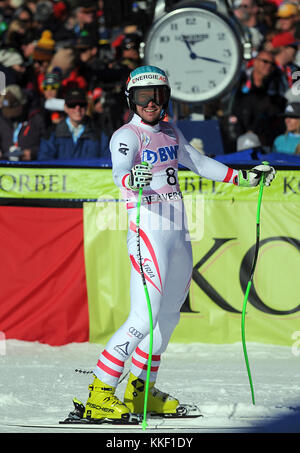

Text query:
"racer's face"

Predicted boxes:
[[136, 99, 163, 124], [132, 86, 169, 124]]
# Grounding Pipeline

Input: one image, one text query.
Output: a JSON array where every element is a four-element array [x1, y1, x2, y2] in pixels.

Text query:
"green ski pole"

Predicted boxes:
[[241, 161, 269, 405], [135, 163, 153, 430]]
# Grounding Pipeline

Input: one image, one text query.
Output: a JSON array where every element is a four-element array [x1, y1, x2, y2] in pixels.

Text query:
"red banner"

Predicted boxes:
[[0, 206, 89, 345]]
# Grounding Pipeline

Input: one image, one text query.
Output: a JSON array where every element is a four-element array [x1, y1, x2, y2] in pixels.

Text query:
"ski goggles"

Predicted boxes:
[[131, 86, 169, 107], [43, 83, 60, 91]]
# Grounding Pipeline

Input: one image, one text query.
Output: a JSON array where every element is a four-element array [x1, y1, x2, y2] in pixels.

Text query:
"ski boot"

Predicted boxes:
[[123, 372, 179, 415], [84, 376, 131, 421]]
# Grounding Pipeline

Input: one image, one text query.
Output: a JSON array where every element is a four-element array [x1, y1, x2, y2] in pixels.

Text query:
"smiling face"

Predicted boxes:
[[136, 100, 163, 124], [64, 102, 87, 126], [133, 86, 168, 124]]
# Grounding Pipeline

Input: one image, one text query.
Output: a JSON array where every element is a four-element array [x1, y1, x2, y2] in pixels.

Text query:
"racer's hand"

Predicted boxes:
[[128, 162, 153, 191], [237, 164, 276, 187]]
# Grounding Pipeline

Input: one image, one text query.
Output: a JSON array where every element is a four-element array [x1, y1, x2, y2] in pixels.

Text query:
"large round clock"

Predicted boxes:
[[143, 3, 244, 103]]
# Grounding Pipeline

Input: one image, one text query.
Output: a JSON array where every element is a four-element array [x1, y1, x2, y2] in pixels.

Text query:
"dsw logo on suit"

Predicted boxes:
[[142, 145, 178, 164], [181, 236, 300, 315]]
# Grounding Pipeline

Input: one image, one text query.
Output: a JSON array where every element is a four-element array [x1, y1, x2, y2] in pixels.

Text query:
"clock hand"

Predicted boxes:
[[181, 35, 228, 64], [181, 36, 194, 53]]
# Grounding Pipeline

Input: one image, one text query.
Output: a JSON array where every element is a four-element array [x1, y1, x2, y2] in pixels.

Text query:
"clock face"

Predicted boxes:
[[144, 7, 242, 103]]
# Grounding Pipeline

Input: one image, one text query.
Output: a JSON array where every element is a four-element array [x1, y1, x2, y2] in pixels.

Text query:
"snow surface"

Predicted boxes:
[[1, 340, 300, 433]]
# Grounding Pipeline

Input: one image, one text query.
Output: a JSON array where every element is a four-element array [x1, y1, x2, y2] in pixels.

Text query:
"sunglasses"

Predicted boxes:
[[131, 86, 169, 107], [257, 58, 275, 66], [43, 84, 60, 91], [66, 101, 87, 109]]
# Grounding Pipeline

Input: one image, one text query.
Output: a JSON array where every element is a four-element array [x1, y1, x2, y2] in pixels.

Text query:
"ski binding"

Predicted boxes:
[[149, 404, 202, 419], [60, 399, 202, 425], [59, 398, 141, 425]]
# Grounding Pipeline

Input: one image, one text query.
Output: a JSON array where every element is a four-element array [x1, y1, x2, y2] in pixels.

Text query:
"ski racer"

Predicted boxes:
[[83, 66, 276, 421]]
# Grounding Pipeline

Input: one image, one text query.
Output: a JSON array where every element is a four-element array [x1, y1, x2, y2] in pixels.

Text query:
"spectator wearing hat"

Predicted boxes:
[[33, 30, 56, 93], [272, 102, 300, 153], [33, 30, 55, 65], [38, 88, 109, 160], [0, 47, 26, 86], [42, 68, 63, 100], [40, 67, 65, 129], [0, 84, 46, 160], [270, 31, 300, 92], [119, 33, 142, 70], [276, 2, 300, 35]]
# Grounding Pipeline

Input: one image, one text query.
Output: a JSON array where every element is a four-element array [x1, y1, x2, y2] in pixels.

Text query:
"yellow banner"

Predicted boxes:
[[0, 166, 299, 202], [0, 167, 116, 199], [83, 173, 300, 346]]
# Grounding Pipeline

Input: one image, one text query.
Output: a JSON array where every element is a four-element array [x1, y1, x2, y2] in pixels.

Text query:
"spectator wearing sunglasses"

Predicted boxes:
[[270, 31, 300, 93], [39, 68, 65, 129], [42, 68, 63, 100], [38, 88, 109, 160], [226, 50, 287, 149], [275, 2, 300, 35]]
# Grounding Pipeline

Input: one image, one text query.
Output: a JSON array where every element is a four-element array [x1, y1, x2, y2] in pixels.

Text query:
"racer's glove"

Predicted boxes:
[[128, 162, 153, 191], [237, 164, 276, 188]]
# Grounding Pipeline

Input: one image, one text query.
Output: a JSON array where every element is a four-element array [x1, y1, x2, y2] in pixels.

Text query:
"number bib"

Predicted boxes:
[[129, 121, 181, 199]]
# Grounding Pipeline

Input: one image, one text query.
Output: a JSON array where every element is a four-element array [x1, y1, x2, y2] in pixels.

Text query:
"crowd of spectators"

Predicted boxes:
[[0, 0, 300, 161], [0, 0, 146, 161], [214, 0, 300, 155]]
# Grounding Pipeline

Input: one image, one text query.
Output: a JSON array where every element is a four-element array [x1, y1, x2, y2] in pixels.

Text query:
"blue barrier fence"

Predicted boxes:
[[0, 148, 299, 169]]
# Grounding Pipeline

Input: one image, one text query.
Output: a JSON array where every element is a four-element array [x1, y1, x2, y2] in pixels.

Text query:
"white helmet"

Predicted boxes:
[[126, 65, 170, 91]]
